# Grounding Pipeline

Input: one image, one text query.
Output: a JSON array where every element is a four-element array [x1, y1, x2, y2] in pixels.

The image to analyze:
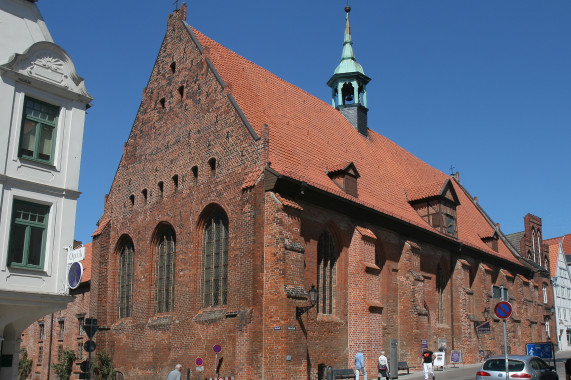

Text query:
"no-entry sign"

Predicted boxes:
[[494, 301, 512, 319]]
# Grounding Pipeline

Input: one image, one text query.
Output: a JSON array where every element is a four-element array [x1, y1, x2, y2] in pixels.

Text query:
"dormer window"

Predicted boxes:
[[481, 231, 499, 252], [327, 162, 360, 197], [407, 179, 460, 238]]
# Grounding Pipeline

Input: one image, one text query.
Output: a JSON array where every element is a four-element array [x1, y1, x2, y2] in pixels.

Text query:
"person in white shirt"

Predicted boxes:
[[377, 351, 389, 380]]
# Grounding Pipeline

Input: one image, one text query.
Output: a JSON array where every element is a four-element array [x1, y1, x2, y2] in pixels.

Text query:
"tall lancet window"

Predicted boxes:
[[317, 231, 338, 315], [156, 226, 176, 313], [437, 264, 445, 324], [118, 238, 134, 318], [202, 209, 228, 308]]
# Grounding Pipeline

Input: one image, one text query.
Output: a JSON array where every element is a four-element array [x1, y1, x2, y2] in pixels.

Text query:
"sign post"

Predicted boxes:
[[213, 345, 221, 378], [495, 301, 512, 379]]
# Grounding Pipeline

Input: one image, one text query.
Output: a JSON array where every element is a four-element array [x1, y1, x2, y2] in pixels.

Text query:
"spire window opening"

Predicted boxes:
[[142, 189, 148, 203], [341, 82, 355, 105], [178, 86, 184, 99], [158, 181, 164, 196], [129, 194, 135, 206], [170, 62, 176, 73], [159, 98, 166, 109]]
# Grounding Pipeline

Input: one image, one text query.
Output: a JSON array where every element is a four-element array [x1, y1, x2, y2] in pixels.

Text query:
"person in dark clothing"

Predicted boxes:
[[421, 349, 435, 380]]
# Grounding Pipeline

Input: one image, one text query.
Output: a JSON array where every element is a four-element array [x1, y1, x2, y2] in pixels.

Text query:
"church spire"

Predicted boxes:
[[327, 6, 371, 136]]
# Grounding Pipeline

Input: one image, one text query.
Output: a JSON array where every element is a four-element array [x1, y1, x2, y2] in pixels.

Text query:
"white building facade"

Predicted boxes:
[[0, 0, 91, 378], [547, 236, 571, 351]]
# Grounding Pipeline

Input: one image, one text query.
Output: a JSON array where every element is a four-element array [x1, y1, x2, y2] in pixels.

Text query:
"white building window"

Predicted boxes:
[[543, 284, 548, 304]]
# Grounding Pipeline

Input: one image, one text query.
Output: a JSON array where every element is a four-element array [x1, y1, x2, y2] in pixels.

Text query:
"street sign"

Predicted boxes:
[[494, 301, 512, 319], [196, 358, 203, 366], [68, 262, 84, 289], [67, 246, 86, 264], [83, 340, 97, 353], [526, 342, 554, 359], [80, 360, 90, 372], [213, 344, 222, 353], [476, 321, 491, 334], [82, 320, 99, 339]]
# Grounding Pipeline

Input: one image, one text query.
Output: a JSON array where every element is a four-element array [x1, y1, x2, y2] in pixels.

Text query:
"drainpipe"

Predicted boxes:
[[47, 313, 54, 380]]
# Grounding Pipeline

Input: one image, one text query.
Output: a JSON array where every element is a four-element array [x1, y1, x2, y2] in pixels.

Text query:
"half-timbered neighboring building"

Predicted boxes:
[[90, 5, 554, 379], [545, 234, 571, 350]]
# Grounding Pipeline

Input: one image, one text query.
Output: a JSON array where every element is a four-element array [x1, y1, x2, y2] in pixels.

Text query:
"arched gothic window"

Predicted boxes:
[[156, 226, 176, 313], [118, 237, 134, 318], [202, 210, 228, 307], [532, 230, 536, 262], [437, 264, 445, 324], [317, 231, 338, 315]]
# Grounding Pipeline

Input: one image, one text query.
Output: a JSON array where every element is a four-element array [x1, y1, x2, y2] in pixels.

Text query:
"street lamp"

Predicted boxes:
[[296, 285, 318, 319]]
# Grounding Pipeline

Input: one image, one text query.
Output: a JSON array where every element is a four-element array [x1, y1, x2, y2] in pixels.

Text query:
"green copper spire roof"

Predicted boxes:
[[334, 6, 365, 75]]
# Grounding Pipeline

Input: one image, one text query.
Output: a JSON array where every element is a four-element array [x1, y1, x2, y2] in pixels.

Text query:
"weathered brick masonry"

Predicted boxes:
[[89, 5, 555, 380]]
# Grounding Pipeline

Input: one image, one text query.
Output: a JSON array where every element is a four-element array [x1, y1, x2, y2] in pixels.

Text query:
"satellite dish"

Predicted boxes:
[[68, 261, 84, 289]]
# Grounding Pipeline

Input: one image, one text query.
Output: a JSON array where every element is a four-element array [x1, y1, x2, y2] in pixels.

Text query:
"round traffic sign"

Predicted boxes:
[[495, 301, 512, 319], [195, 357, 203, 366], [213, 344, 222, 353], [83, 340, 97, 353]]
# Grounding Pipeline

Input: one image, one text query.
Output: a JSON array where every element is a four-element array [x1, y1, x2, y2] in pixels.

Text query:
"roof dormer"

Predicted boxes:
[[407, 179, 460, 237], [327, 162, 360, 197]]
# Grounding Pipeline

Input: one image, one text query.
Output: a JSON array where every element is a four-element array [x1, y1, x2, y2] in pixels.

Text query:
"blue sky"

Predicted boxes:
[[37, 1, 570, 244]]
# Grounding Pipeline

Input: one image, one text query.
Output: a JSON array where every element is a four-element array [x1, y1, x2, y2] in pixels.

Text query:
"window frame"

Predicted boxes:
[[118, 239, 134, 318], [317, 231, 338, 315], [201, 210, 229, 308], [156, 227, 176, 313], [19, 96, 59, 165], [7, 200, 50, 270], [492, 285, 509, 301]]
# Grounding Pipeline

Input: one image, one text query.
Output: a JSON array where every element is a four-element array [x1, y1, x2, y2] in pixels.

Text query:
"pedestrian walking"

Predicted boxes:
[[421, 349, 435, 380], [166, 364, 182, 380], [377, 350, 389, 380], [355, 349, 367, 380]]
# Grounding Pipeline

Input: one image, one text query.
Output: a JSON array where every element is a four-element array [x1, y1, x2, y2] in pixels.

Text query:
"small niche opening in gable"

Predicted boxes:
[[178, 86, 184, 98], [191, 166, 198, 181], [158, 181, 164, 195], [142, 189, 148, 203], [170, 62, 176, 73], [129, 194, 135, 206], [208, 158, 216, 176], [159, 98, 166, 109], [172, 175, 179, 191]]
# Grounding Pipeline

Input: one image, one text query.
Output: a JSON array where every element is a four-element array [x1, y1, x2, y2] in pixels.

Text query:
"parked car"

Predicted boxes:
[[476, 355, 558, 379]]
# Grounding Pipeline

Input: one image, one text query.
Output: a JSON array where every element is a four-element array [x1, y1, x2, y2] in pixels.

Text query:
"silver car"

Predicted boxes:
[[476, 355, 558, 379]]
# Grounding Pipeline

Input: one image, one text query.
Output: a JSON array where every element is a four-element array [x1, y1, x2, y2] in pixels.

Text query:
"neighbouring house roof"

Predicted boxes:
[[505, 231, 525, 255], [182, 24, 522, 265], [92, 218, 110, 237], [545, 235, 571, 277]]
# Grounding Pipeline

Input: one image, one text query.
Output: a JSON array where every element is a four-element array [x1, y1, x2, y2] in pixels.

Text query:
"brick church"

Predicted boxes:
[[90, 5, 554, 379]]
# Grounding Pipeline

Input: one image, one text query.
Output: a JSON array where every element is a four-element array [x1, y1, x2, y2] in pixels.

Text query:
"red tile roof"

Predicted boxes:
[[92, 218, 110, 237], [545, 234, 571, 277], [187, 25, 521, 265]]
